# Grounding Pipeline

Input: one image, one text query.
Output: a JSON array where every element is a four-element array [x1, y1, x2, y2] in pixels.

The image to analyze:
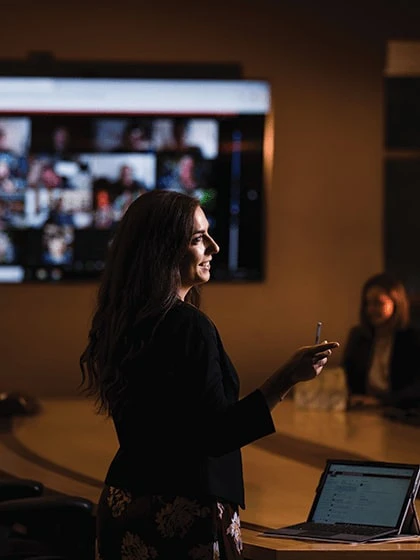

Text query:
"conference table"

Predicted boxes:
[[1, 396, 419, 559]]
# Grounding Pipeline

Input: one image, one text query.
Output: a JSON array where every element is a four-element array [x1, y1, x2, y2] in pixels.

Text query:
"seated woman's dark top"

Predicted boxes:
[[342, 325, 420, 405], [105, 301, 275, 509]]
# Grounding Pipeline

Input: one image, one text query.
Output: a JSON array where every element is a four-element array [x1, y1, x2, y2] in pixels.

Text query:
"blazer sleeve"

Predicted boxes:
[[177, 311, 275, 457]]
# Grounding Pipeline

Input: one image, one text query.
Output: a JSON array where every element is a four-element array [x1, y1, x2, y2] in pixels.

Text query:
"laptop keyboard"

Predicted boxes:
[[293, 522, 391, 536]]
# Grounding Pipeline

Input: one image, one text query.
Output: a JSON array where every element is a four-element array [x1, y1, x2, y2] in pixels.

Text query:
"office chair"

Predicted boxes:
[[0, 479, 43, 502], [0, 482, 95, 560]]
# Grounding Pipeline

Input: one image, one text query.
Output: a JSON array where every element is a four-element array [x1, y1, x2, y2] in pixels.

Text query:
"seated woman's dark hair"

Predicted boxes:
[[80, 190, 200, 416]]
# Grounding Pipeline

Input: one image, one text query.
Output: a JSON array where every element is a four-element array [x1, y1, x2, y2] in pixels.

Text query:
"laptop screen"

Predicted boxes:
[[309, 460, 420, 528]]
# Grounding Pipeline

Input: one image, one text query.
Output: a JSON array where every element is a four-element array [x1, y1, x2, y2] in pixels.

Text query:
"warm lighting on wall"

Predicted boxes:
[[386, 40, 420, 76], [263, 106, 274, 193]]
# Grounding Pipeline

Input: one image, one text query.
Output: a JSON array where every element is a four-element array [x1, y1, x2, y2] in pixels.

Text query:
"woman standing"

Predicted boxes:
[[80, 189, 338, 559]]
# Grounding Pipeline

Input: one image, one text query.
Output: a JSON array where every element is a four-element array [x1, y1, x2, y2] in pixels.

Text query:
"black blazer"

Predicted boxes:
[[342, 325, 420, 403], [104, 302, 275, 509]]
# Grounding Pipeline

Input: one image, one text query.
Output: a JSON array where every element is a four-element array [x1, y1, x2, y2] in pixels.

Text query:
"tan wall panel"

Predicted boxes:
[[0, 1, 387, 396]]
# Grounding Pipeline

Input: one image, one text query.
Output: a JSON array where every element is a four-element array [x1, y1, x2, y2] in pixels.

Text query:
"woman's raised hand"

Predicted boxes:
[[259, 341, 340, 410]]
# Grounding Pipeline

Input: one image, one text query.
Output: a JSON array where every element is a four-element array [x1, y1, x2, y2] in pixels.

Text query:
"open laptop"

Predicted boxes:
[[263, 459, 420, 543]]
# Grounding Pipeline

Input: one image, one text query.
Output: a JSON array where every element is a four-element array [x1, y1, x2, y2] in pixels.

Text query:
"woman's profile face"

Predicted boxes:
[[365, 285, 395, 327], [178, 206, 219, 299]]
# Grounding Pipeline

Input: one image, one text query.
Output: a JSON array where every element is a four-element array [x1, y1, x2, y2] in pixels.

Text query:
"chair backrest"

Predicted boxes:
[[0, 495, 95, 560], [0, 479, 44, 501]]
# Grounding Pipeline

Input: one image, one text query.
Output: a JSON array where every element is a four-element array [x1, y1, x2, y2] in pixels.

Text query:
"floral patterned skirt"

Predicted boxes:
[[96, 485, 243, 560]]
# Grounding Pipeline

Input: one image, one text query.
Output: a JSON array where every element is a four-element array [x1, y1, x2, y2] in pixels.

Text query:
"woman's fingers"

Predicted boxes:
[[301, 341, 339, 359], [313, 348, 333, 357], [314, 341, 339, 352], [315, 356, 328, 367]]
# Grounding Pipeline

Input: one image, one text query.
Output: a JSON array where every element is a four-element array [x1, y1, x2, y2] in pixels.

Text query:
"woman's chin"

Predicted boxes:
[[197, 271, 211, 284]]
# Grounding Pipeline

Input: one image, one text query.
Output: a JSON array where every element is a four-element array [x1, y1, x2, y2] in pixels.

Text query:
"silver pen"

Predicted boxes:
[[315, 321, 322, 344]]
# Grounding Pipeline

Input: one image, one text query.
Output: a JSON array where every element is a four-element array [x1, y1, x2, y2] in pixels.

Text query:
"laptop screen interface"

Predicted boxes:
[[311, 463, 416, 528]]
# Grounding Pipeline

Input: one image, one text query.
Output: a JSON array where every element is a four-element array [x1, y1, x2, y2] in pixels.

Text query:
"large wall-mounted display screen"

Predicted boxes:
[[0, 77, 270, 283]]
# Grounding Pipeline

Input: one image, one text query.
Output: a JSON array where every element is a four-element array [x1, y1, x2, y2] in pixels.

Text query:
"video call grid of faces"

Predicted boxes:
[[0, 115, 219, 276]]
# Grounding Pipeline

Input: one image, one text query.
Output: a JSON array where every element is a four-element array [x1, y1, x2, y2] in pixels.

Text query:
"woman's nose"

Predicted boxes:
[[208, 237, 219, 254]]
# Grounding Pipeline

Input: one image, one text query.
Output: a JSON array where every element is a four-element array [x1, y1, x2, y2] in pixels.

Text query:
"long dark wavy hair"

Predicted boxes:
[[80, 190, 201, 417]]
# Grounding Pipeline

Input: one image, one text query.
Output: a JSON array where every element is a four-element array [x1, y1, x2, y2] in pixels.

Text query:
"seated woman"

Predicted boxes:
[[342, 272, 420, 408]]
